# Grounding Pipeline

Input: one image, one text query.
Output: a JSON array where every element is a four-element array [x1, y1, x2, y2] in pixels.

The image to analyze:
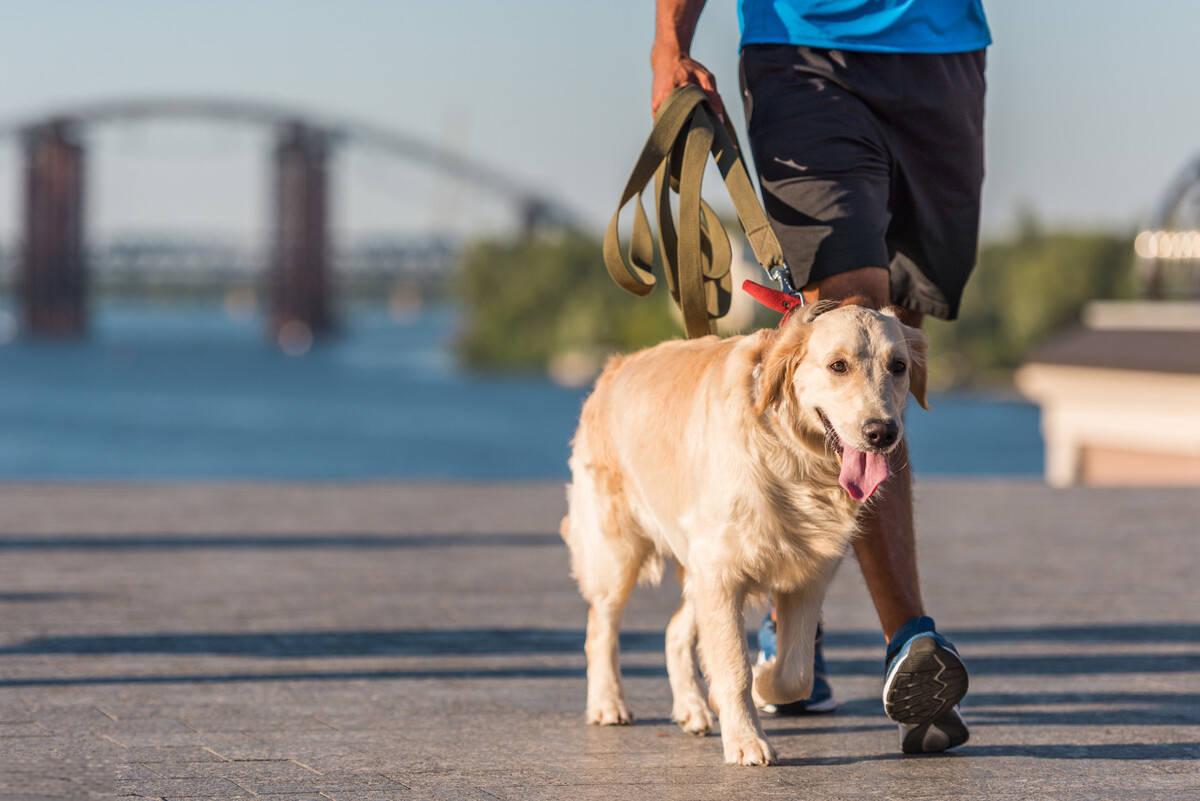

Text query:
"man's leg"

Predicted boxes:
[[853, 446, 921, 640]]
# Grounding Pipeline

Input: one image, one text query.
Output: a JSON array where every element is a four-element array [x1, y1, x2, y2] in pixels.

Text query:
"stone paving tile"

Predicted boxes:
[[116, 763, 165, 782], [149, 759, 321, 781], [0, 720, 53, 737], [93, 716, 197, 736], [230, 769, 408, 796], [309, 771, 410, 789], [337, 787, 490, 801], [102, 730, 269, 749], [120, 776, 250, 797], [200, 733, 366, 762], [179, 713, 340, 734], [108, 745, 232, 764], [21, 705, 117, 732], [1, 483, 1198, 800], [480, 785, 777, 801]]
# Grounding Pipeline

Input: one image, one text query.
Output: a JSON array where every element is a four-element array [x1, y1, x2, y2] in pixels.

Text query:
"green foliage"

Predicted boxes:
[[456, 225, 1137, 387], [455, 231, 680, 370], [925, 226, 1135, 387]]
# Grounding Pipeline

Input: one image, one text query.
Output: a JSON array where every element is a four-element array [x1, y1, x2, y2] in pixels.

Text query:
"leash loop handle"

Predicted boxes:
[[603, 85, 789, 338]]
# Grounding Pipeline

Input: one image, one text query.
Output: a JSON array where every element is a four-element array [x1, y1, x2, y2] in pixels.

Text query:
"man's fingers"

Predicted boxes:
[[694, 70, 726, 120], [649, 60, 726, 119]]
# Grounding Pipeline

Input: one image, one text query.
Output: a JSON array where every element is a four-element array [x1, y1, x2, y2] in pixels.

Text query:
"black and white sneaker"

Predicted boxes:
[[883, 617, 969, 753]]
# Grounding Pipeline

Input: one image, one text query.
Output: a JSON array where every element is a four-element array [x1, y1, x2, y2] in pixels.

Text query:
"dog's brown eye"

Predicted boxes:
[[829, 360, 848, 374], [890, 360, 908, 375]]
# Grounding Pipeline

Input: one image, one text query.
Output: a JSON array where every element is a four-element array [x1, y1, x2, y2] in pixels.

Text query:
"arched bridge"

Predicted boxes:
[[1, 97, 576, 339]]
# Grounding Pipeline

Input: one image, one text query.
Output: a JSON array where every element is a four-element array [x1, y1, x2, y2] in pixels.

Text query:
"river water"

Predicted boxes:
[[0, 302, 1043, 480]]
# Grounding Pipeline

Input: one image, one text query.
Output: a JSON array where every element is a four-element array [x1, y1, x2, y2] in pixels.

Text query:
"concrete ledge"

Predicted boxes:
[[1017, 362, 1200, 485]]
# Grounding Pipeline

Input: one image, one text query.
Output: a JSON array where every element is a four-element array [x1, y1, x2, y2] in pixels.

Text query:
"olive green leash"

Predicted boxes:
[[603, 84, 801, 338]]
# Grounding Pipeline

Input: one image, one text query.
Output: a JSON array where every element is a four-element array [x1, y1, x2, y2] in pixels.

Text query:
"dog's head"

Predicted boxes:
[[755, 300, 928, 502]]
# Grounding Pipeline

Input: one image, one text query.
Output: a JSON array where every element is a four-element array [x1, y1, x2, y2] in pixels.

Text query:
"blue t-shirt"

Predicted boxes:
[[739, 0, 991, 53]]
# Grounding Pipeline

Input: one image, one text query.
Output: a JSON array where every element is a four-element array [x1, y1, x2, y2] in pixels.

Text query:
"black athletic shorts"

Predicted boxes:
[[739, 45, 987, 320]]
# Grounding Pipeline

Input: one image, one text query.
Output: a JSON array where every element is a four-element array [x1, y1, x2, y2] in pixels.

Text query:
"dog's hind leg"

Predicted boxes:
[[585, 572, 638, 725], [666, 567, 713, 735], [581, 524, 646, 726], [566, 463, 648, 726]]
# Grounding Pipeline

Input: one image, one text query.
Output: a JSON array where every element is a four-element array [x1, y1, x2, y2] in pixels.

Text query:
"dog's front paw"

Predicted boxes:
[[722, 731, 777, 766], [587, 697, 633, 726], [672, 697, 713, 735], [752, 658, 812, 708]]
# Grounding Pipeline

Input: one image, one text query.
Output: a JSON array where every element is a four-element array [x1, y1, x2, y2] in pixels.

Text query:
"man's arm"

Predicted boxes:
[[651, 0, 725, 118]]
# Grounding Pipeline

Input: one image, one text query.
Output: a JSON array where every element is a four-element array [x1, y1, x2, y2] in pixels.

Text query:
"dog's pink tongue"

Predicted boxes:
[[839, 444, 890, 502]]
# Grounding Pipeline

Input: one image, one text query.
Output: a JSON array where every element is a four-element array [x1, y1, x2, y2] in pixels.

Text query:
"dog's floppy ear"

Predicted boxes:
[[901, 323, 929, 410], [755, 318, 811, 415]]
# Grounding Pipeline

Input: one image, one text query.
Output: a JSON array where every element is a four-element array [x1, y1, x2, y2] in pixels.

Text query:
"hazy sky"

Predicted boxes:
[[1, 1, 1197, 243]]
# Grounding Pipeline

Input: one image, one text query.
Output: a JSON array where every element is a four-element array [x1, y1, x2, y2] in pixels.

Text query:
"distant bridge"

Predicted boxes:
[[0, 235, 462, 295], [0, 97, 576, 340]]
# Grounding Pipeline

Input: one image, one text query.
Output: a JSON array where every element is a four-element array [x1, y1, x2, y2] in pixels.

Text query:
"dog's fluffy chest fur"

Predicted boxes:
[[726, 460, 862, 593], [733, 414, 866, 590]]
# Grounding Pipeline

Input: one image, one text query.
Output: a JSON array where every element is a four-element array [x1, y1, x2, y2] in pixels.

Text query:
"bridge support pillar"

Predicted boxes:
[[20, 120, 87, 337], [269, 123, 332, 343]]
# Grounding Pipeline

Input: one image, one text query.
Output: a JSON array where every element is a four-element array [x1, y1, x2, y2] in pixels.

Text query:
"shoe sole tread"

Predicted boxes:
[[884, 636, 969, 725]]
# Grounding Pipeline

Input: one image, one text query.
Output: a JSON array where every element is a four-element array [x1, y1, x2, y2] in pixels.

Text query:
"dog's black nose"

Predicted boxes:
[[862, 419, 899, 449]]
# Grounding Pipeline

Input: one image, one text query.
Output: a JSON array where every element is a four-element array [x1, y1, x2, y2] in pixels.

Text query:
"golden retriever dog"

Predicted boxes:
[[561, 299, 927, 765]]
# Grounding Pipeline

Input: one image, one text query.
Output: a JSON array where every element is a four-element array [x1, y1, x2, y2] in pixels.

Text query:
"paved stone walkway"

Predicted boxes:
[[0, 482, 1197, 800]]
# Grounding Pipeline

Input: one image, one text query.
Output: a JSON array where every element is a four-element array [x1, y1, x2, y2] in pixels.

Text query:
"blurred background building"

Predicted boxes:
[[1018, 155, 1200, 486]]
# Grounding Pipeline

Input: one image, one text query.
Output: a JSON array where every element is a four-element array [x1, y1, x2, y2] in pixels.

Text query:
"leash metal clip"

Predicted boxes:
[[768, 263, 806, 306]]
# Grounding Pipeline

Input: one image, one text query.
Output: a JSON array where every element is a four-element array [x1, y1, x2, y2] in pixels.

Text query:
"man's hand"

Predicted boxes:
[[650, 48, 726, 120], [651, 0, 723, 119]]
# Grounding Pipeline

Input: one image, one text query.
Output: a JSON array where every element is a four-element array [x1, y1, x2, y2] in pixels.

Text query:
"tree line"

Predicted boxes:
[[456, 221, 1134, 389]]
